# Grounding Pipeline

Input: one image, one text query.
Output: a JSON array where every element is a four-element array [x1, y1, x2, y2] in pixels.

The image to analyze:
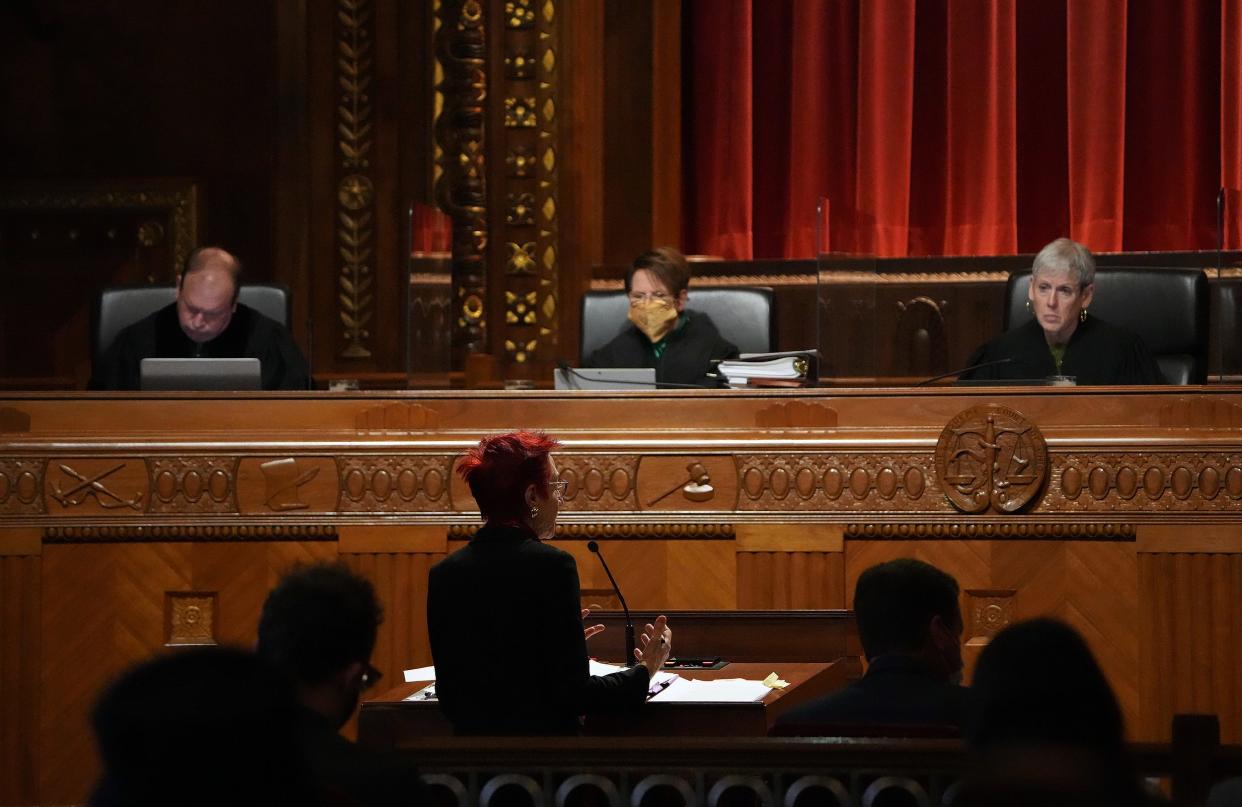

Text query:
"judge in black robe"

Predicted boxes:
[[91, 302, 309, 390], [586, 309, 739, 388], [960, 315, 1165, 385], [960, 237, 1165, 386], [583, 247, 739, 387]]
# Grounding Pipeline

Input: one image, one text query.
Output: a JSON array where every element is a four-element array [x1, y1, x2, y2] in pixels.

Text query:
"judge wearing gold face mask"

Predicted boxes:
[[585, 247, 739, 387]]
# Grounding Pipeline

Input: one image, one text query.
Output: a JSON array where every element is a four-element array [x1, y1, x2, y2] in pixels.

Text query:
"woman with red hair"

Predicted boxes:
[[427, 431, 672, 735]]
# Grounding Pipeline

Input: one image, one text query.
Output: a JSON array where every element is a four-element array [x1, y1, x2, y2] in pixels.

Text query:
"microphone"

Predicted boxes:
[[556, 359, 716, 390], [916, 357, 1014, 386], [586, 540, 636, 667]]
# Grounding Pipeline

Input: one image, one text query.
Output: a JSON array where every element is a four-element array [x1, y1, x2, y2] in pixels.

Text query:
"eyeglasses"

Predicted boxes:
[[628, 291, 672, 305], [360, 663, 384, 691], [550, 479, 569, 502]]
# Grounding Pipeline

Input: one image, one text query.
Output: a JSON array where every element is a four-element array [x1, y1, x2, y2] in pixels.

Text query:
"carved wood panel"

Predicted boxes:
[[1139, 552, 1242, 742], [0, 554, 40, 806], [37, 541, 335, 805], [737, 551, 846, 610]]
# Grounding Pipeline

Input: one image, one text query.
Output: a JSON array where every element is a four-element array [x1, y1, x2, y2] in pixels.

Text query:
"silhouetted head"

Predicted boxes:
[[91, 646, 310, 806], [853, 558, 964, 680]]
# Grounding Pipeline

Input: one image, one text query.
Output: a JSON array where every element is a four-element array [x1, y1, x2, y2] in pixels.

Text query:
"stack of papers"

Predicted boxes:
[[717, 351, 817, 387], [648, 678, 772, 703], [590, 659, 679, 696]]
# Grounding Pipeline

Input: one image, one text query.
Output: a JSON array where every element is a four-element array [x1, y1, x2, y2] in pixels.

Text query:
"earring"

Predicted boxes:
[[1024, 299, 1033, 313], [1080, 308, 1088, 323], [529, 505, 540, 519]]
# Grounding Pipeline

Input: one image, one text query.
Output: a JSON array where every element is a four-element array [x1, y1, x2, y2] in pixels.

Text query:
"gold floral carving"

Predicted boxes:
[[533, 2, 559, 348], [506, 192, 535, 226], [505, 290, 538, 324], [504, 49, 534, 79], [504, 97, 537, 128], [503, 338, 538, 363], [506, 241, 537, 274], [506, 147, 535, 177], [505, 0, 535, 28], [337, 456, 453, 512], [336, 0, 376, 358], [166, 592, 216, 646], [935, 405, 1048, 515]]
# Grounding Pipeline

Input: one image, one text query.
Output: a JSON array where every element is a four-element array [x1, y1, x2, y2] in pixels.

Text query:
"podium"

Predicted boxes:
[[358, 660, 855, 746]]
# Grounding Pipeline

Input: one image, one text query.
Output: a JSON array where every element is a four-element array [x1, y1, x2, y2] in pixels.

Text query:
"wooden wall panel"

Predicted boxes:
[[37, 541, 335, 805], [737, 551, 846, 609], [1140, 553, 1242, 742], [0, 555, 39, 806], [341, 552, 445, 685]]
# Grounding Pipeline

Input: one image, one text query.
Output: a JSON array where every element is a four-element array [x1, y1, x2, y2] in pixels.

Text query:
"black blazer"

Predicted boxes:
[[427, 523, 649, 735], [773, 654, 968, 732]]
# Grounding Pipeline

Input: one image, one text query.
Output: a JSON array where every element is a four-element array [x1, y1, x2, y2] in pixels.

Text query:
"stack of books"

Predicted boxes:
[[717, 350, 818, 388]]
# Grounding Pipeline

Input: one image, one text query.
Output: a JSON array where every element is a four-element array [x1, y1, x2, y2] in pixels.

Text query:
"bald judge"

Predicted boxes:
[[91, 247, 309, 390]]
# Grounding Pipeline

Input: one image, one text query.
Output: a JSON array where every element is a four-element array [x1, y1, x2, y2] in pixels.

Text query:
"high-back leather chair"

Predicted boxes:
[[93, 283, 292, 368], [1003, 268, 1208, 384], [580, 287, 776, 364]]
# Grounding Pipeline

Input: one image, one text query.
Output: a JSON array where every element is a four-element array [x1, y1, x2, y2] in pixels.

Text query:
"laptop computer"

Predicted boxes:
[[140, 358, 263, 391], [554, 367, 657, 390]]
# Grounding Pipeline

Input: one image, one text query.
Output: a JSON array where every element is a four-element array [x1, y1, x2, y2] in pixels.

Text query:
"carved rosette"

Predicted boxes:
[[1052, 452, 1242, 511], [734, 454, 938, 512], [554, 455, 640, 512], [436, 0, 489, 362], [336, 457, 454, 512], [147, 458, 235, 514], [335, 0, 376, 359], [0, 459, 46, 515], [935, 404, 1048, 515]]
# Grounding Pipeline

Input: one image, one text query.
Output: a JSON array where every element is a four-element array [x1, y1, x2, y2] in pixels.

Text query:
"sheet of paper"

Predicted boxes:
[[648, 678, 771, 703], [402, 665, 436, 683], [589, 660, 679, 695], [403, 682, 437, 701]]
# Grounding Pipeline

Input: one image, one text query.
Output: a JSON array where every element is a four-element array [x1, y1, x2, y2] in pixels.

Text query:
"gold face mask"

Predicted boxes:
[[628, 298, 679, 343]]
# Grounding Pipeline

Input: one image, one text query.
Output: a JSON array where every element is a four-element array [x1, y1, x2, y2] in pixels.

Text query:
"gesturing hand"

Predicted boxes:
[[581, 608, 605, 641], [634, 614, 672, 678]]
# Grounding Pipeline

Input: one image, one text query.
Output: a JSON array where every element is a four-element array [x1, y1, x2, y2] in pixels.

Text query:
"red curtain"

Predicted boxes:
[[684, 0, 1239, 258]]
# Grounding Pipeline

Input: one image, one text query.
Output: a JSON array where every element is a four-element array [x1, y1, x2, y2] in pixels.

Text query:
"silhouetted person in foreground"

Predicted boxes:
[[91, 646, 314, 806], [258, 562, 421, 806], [959, 618, 1160, 807], [773, 558, 967, 735]]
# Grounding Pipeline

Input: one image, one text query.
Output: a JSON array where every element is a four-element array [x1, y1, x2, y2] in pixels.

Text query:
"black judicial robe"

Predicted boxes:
[[427, 523, 650, 735], [585, 310, 739, 388], [959, 316, 1166, 385], [91, 302, 310, 391]]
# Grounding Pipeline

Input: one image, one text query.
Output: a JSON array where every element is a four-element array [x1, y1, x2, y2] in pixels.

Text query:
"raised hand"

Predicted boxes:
[[634, 614, 672, 678], [581, 607, 605, 641]]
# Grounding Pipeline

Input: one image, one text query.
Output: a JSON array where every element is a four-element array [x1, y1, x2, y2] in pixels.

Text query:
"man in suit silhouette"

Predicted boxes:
[[774, 558, 967, 734]]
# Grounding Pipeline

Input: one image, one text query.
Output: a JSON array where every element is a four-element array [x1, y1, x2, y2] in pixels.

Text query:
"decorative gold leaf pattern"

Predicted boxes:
[[336, 0, 376, 358]]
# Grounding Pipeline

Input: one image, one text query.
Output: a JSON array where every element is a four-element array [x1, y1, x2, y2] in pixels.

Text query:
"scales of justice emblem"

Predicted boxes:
[[934, 405, 1049, 514]]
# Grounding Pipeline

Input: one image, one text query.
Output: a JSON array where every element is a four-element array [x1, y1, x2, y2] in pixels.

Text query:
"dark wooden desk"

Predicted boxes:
[[358, 661, 851, 746]]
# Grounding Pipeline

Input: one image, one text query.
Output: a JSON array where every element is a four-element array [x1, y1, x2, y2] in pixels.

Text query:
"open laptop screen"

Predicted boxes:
[[554, 367, 657, 390], [140, 358, 262, 391]]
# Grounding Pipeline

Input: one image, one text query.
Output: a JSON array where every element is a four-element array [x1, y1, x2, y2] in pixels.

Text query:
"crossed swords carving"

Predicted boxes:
[[51, 463, 144, 510]]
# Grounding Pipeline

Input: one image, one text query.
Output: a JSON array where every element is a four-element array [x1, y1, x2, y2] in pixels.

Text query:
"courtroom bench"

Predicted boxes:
[[398, 716, 1242, 807]]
